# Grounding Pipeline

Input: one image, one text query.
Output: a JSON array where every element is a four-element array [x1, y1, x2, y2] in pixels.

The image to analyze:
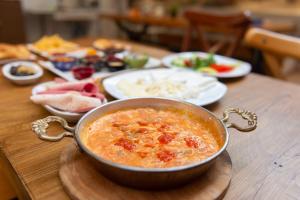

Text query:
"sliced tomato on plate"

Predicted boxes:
[[210, 64, 234, 73], [184, 59, 193, 67]]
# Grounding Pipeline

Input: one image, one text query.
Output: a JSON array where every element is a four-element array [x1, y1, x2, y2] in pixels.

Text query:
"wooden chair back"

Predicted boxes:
[[182, 10, 251, 56], [244, 27, 300, 80], [0, 0, 26, 43]]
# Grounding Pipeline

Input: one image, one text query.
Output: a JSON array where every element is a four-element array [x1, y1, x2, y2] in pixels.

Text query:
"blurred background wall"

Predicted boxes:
[[21, 0, 128, 42], [18, 0, 300, 43]]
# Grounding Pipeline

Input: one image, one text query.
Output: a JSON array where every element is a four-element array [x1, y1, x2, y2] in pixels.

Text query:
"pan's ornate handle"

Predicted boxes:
[[222, 108, 257, 132], [32, 116, 75, 142]]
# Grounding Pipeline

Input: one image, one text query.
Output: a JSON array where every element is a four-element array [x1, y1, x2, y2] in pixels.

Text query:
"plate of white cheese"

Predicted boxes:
[[103, 68, 227, 106]]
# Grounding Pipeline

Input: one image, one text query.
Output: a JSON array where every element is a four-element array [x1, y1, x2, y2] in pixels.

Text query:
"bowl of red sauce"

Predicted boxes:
[[72, 66, 95, 80]]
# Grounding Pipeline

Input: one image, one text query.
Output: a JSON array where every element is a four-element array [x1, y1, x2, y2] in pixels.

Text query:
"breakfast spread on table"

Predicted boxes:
[[0, 33, 262, 200], [4, 1, 300, 197], [0, 34, 252, 118], [20, 32, 251, 184], [40, 52, 153, 81], [82, 107, 221, 168], [24, 35, 158, 81]]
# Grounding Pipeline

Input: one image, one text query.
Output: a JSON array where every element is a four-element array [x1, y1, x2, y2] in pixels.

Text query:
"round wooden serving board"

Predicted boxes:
[[59, 143, 232, 200]]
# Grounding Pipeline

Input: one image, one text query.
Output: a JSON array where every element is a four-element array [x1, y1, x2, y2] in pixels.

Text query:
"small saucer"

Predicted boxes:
[[2, 61, 43, 85]]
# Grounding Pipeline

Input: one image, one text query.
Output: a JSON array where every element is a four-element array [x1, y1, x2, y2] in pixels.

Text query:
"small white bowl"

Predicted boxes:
[[2, 61, 43, 85]]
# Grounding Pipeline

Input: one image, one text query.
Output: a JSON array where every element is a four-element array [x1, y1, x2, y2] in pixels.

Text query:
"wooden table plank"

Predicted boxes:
[[1, 38, 300, 200]]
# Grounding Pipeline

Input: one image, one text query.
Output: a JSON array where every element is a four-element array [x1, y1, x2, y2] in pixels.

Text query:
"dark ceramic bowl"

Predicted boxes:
[[51, 56, 78, 71]]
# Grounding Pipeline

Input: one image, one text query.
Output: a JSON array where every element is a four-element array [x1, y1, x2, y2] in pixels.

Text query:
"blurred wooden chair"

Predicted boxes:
[[0, 0, 26, 43], [260, 19, 297, 34], [182, 10, 251, 57], [245, 28, 300, 83]]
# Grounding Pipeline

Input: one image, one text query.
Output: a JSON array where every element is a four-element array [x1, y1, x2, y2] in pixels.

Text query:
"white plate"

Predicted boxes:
[[162, 52, 251, 78], [39, 56, 161, 81], [32, 81, 107, 122], [103, 68, 227, 106], [2, 61, 43, 85]]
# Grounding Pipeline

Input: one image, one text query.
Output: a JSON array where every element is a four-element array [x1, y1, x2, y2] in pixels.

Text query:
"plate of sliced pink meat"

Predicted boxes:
[[31, 79, 107, 122]]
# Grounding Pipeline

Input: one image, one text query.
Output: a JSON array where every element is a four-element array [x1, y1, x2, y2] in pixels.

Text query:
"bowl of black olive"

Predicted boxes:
[[2, 61, 43, 85], [106, 55, 126, 72]]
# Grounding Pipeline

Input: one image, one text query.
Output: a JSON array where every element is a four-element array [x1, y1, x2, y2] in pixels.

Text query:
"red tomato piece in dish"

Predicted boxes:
[[115, 138, 135, 151], [137, 121, 149, 126], [210, 64, 233, 73], [184, 137, 199, 148], [136, 127, 149, 134], [158, 133, 175, 144], [184, 59, 193, 67], [157, 150, 175, 162], [137, 151, 148, 158]]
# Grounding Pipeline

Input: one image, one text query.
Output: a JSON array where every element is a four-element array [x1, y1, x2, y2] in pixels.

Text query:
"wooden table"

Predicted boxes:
[[1, 38, 300, 200]]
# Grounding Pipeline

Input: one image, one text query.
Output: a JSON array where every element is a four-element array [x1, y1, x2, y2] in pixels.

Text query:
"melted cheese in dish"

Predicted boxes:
[[82, 108, 221, 168]]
